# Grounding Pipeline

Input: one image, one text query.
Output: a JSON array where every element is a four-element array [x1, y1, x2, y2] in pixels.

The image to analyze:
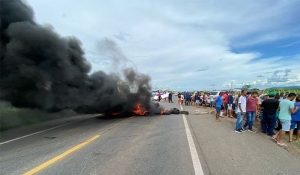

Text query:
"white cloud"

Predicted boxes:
[[27, 0, 300, 90]]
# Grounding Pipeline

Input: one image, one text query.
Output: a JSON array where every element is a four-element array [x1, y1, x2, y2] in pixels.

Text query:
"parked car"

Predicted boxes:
[[151, 93, 169, 101], [209, 91, 221, 102]]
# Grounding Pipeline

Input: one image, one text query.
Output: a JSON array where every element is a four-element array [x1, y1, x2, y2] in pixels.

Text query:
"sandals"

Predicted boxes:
[[277, 142, 287, 147], [271, 136, 278, 141]]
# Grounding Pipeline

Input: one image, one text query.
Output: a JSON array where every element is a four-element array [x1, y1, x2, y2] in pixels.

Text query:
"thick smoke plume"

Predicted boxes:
[[0, 0, 160, 114]]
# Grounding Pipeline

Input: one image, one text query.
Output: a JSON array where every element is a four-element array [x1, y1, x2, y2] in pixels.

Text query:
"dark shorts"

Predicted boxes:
[[291, 121, 300, 130], [224, 102, 228, 109], [232, 103, 236, 110], [216, 107, 221, 114], [221, 105, 224, 110]]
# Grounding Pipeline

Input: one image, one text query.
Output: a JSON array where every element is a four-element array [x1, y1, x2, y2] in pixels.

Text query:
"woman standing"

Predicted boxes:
[[178, 92, 182, 104]]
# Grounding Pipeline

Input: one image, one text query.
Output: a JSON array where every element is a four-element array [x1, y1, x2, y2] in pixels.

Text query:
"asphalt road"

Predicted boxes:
[[1, 102, 300, 175]]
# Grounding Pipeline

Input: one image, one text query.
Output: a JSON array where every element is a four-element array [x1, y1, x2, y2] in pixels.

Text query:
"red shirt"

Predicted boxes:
[[246, 97, 258, 112], [223, 94, 228, 103]]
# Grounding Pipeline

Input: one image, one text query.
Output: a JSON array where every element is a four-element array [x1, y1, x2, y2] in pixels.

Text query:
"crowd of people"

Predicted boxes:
[[176, 91, 214, 109], [164, 90, 300, 147], [216, 90, 300, 147]]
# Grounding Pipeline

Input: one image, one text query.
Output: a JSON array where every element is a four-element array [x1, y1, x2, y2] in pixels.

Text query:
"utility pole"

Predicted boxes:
[[211, 83, 215, 91], [231, 81, 233, 91]]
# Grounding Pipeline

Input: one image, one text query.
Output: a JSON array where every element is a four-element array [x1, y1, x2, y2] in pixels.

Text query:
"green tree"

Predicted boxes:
[[250, 88, 260, 92], [242, 84, 251, 90]]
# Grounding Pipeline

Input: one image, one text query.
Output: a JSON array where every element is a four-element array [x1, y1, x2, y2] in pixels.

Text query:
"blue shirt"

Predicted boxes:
[[216, 95, 222, 107], [168, 93, 172, 98], [228, 95, 233, 104], [185, 93, 190, 99], [292, 103, 300, 121], [195, 93, 200, 100]]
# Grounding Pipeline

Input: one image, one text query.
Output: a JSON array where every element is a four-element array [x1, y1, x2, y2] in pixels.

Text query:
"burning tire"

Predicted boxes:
[[162, 111, 171, 115], [180, 111, 189, 115], [169, 108, 180, 114]]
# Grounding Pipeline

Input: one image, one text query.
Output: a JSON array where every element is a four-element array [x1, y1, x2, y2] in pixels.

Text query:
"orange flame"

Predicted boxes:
[[133, 103, 148, 116], [160, 110, 166, 115]]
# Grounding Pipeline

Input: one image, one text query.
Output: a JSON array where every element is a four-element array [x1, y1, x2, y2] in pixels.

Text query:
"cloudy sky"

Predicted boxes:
[[27, 0, 300, 91]]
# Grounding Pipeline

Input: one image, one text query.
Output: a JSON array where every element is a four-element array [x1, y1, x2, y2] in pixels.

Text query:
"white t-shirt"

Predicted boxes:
[[204, 95, 208, 101], [206, 95, 210, 102], [237, 95, 247, 113]]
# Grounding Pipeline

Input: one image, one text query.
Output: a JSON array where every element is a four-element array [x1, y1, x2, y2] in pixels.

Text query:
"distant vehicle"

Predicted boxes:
[[152, 92, 169, 101], [210, 91, 221, 97], [209, 91, 221, 100]]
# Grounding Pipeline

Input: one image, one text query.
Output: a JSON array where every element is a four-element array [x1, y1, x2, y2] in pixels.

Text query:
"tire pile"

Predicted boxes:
[[162, 108, 189, 115]]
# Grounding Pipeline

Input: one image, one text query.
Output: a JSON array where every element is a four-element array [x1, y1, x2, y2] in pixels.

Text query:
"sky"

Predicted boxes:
[[26, 0, 300, 91]]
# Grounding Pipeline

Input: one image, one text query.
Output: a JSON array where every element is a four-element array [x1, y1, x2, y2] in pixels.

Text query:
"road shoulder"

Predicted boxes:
[[180, 104, 300, 175]]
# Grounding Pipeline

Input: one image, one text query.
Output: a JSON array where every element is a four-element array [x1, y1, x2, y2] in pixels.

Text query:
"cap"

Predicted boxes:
[[269, 92, 275, 97]]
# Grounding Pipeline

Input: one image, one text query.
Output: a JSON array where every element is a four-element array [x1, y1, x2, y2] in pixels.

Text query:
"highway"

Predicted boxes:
[[1, 102, 300, 175]]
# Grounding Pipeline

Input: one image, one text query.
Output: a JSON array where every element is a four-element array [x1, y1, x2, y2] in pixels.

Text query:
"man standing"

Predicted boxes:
[[261, 92, 278, 136], [256, 91, 263, 121], [195, 92, 200, 108], [209, 93, 214, 109], [189, 93, 192, 104], [215, 93, 222, 122], [168, 91, 173, 103], [243, 92, 258, 132], [203, 93, 208, 108], [290, 96, 300, 142], [185, 92, 190, 105], [275, 93, 299, 146], [235, 90, 247, 133], [228, 92, 234, 118], [158, 91, 161, 102], [233, 94, 240, 118], [222, 91, 229, 116]]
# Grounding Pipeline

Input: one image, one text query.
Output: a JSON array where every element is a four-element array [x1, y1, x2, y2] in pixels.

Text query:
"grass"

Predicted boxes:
[[0, 106, 76, 132], [289, 134, 300, 150]]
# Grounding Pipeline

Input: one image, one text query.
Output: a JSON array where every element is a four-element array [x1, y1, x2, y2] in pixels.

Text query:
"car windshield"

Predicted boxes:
[[210, 92, 218, 95]]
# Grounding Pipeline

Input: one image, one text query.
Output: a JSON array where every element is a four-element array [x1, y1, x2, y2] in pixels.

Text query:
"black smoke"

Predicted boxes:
[[0, 0, 160, 114]]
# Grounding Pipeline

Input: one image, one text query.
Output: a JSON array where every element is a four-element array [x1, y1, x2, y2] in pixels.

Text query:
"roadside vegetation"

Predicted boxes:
[[263, 88, 300, 94], [0, 104, 76, 132]]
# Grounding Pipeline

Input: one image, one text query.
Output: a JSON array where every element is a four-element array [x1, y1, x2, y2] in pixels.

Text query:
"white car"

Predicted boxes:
[[210, 91, 221, 98], [152, 93, 169, 101]]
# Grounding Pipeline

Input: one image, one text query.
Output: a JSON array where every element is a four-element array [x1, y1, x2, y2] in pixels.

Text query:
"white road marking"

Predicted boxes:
[[0, 115, 99, 145], [181, 105, 204, 175]]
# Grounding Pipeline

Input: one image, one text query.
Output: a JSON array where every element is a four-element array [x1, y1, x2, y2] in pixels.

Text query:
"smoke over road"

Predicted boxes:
[[0, 0, 160, 114]]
